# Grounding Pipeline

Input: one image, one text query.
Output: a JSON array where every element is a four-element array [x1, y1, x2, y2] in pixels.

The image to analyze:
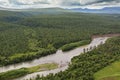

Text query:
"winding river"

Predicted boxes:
[[0, 37, 110, 80]]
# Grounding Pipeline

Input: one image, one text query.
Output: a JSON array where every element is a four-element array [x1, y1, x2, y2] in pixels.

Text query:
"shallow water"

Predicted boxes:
[[0, 37, 109, 80]]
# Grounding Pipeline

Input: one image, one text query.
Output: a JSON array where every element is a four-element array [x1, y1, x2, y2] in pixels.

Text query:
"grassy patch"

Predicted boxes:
[[100, 76, 120, 80], [0, 63, 58, 80], [94, 61, 120, 80], [28, 63, 58, 73], [61, 40, 91, 51]]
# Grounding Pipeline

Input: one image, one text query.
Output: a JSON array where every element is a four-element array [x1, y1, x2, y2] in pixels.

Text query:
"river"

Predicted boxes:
[[0, 37, 109, 80]]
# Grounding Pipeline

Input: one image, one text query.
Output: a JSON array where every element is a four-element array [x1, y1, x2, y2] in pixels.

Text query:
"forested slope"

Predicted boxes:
[[33, 36, 120, 80], [0, 10, 120, 66]]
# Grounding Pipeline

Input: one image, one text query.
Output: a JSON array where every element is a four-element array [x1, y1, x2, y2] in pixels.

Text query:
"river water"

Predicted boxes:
[[0, 37, 109, 80]]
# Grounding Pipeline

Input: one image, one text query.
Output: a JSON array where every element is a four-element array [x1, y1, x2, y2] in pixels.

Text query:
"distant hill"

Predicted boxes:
[[69, 7, 120, 14], [1, 7, 120, 14], [0, 8, 71, 15]]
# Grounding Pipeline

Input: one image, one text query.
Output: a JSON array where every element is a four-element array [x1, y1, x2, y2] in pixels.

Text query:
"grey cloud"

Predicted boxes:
[[59, 1, 80, 6], [8, 0, 50, 5], [0, 0, 120, 9], [81, 0, 120, 5]]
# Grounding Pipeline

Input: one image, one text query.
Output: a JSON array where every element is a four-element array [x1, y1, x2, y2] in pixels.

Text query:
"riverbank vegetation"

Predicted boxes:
[[33, 36, 120, 80], [1, 47, 56, 66], [61, 40, 91, 51], [0, 63, 58, 80], [0, 10, 120, 66]]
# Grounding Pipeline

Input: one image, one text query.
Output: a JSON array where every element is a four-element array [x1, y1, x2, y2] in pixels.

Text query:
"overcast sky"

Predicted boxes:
[[0, 0, 120, 9]]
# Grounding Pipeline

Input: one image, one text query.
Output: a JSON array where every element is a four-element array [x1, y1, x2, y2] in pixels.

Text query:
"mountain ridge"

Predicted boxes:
[[69, 7, 120, 14]]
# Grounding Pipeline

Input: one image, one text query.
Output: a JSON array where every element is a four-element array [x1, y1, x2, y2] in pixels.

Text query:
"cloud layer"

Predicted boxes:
[[0, 0, 120, 9]]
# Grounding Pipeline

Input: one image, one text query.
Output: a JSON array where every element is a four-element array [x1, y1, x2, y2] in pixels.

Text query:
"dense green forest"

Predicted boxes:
[[33, 36, 120, 80], [0, 10, 120, 66]]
